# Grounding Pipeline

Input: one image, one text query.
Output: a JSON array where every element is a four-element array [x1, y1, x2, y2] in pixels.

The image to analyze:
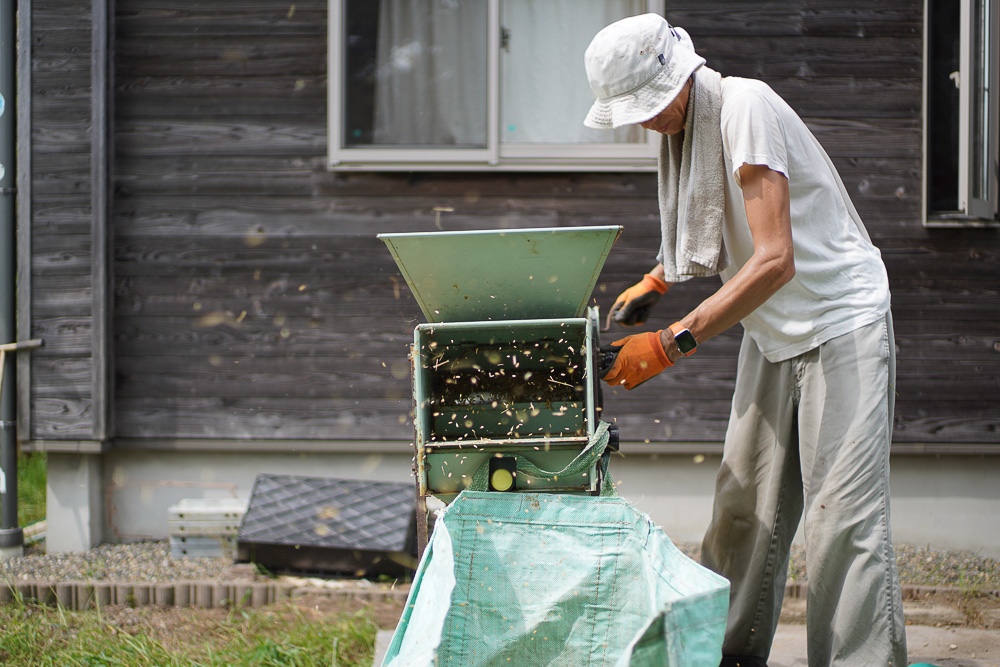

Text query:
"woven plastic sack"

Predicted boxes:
[[381, 491, 729, 666]]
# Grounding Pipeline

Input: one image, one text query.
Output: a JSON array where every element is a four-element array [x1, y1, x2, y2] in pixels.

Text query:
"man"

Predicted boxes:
[[585, 14, 907, 667]]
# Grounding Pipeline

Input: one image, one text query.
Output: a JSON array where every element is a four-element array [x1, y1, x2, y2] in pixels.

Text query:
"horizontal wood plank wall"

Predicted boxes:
[[663, 1, 1000, 447], [30, 0, 97, 439], [28, 0, 996, 446]]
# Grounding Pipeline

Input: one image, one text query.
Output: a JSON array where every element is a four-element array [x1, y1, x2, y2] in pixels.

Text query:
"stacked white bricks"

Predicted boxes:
[[167, 498, 248, 559]]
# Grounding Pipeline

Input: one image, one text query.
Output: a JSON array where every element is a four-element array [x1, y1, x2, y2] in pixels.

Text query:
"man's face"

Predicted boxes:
[[638, 79, 692, 135]]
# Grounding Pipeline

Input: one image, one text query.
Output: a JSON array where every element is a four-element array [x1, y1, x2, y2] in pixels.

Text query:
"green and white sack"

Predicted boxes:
[[382, 491, 729, 666]]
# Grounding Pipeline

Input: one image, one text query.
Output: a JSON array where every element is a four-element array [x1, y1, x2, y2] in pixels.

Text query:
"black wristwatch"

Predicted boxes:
[[669, 323, 697, 357]]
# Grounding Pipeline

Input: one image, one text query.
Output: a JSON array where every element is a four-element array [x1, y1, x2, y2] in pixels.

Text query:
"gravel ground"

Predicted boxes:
[[676, 542, 1000, 592], [1, 542, 251, 584], [2, 540, 999, 592]]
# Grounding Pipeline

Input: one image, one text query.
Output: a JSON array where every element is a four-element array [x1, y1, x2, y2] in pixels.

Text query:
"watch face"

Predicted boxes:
[[674, 329, 697, 355]]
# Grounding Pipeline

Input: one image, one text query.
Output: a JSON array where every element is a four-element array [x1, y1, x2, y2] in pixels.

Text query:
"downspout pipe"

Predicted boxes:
[[0, 0, 21, 557]]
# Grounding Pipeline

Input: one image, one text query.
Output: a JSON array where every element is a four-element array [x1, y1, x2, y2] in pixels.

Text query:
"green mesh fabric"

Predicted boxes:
[[382, 491, 729, 666]]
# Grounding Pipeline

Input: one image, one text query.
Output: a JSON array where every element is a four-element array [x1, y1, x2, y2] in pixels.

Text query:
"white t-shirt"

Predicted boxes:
[[718, 77, 890, 362]]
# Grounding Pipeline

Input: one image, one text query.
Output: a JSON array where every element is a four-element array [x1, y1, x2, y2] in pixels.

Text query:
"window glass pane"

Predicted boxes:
[[500, 0, 645, 145], [343, 0, 488, 148], [927, 0, 961, 212]]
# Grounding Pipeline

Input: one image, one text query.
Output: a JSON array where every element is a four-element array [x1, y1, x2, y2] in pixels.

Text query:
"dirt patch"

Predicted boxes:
[[906, 590, 1000, 630], [780, 589, 1000, 630], [290, 592, 406, 629]]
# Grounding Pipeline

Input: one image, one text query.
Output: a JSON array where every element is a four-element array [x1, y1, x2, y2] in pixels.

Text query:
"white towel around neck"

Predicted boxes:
[[656, 65, 728, 282]]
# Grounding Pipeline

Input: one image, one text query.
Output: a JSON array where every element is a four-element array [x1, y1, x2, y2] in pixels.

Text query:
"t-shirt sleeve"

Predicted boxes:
[[721, 84, 789, 188]]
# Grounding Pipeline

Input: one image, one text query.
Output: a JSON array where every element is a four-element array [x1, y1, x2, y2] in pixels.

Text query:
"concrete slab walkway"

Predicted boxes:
[[769, 624, 1000, 667], [769, 597, 1000, 667]]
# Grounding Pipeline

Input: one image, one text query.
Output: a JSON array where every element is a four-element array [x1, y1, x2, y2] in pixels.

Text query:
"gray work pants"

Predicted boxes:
[[701, 314, 907, 667]]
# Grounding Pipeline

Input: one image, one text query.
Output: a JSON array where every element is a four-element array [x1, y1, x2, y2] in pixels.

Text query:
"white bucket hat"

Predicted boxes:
[[584, 14, 705, 129]]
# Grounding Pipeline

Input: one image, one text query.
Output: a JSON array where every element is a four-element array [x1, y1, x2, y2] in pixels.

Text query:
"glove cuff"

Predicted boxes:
[[641, 273, 669, 295], [646, 331, 672, 368]]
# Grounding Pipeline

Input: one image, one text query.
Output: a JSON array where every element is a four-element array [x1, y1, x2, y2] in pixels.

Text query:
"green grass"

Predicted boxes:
[[17, 451, 46, 527], [0, 591, 378, 666]]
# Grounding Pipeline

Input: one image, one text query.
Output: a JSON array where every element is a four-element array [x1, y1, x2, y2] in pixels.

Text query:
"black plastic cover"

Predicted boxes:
[[236, 474, 416, 577]]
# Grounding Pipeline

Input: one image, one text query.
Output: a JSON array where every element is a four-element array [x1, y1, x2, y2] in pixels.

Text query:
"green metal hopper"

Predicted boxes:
[[378, 226, 621, 323]]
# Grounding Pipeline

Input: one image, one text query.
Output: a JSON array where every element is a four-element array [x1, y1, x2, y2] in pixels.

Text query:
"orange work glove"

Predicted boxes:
[[609, 273, 669, 326], [601, 330, 672, 390]]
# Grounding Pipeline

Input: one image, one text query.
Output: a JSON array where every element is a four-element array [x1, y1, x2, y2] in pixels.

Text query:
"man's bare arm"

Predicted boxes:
[[663, 164, 795, 360]]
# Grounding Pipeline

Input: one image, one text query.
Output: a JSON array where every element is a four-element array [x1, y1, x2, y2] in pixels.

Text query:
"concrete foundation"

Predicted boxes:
[[98, 449, 415, 544], [615, 452, 1000, 558], [46, 453, 103, 553], [41, 445, 1000, 558]]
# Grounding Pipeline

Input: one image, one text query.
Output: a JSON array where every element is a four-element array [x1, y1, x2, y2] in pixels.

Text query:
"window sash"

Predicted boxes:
[[924, 0, 999, 224], [328, 0, 663, 172]]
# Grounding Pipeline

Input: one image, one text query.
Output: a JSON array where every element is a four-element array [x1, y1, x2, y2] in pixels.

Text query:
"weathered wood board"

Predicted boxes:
[[24, 0, 999, 446]]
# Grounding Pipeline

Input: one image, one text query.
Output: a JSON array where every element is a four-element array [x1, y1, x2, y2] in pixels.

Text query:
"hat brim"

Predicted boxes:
[[584, 50, 705, 130]]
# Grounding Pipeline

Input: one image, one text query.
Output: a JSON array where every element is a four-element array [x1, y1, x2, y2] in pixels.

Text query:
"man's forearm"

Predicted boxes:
[[670, 165, 795, 349]]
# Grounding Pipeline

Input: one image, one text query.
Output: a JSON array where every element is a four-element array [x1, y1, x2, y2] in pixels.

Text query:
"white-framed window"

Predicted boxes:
[[328, 0, 664, 172], [923, 0, 999, 225]]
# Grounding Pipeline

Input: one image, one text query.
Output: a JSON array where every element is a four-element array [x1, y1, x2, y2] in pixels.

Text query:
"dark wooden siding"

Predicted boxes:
[[26, 0, 1000, 446], [28, 0, 97, 439]]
